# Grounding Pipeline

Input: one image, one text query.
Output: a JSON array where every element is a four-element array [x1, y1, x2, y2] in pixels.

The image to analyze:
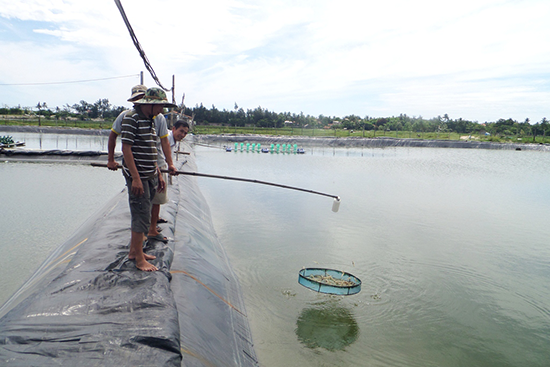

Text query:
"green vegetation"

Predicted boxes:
[[0, 100, 125, 129], [0, 118, 114, 130], [1, 101, 549, 144]]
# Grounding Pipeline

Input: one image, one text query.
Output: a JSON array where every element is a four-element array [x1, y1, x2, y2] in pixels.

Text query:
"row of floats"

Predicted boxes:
[[226, 142, 305, 154]]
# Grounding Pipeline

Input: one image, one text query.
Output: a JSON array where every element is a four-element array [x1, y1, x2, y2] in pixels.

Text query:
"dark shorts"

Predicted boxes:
[[125, 175, 158, 233]]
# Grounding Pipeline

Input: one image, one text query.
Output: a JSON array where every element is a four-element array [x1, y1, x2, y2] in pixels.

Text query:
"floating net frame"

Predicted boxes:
[[298, 268, 361, 296]]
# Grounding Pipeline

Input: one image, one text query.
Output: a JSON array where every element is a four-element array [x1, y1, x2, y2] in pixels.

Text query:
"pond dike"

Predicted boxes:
[[1, 126, 549, 151], [197, 134, 550, 151], [0, 138, 259, 367]]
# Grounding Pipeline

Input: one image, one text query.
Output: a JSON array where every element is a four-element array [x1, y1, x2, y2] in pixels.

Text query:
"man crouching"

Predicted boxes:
[[120, 87, 176, 271]]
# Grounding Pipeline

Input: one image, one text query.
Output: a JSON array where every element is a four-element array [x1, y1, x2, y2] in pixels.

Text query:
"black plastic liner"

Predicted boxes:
[[0, 149, 108, 156], [0, 149, 119, 164], [0, 139, 259, 366]]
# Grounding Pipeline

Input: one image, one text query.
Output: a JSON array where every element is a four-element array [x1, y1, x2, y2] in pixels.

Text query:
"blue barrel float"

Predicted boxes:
[[298, 268, 361, 296]]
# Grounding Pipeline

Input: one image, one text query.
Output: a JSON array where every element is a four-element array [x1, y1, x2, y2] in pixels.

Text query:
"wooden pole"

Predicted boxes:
[[170, 75, 175, 128], [90, 162, 340, 200], [172, 75, 176, 104]]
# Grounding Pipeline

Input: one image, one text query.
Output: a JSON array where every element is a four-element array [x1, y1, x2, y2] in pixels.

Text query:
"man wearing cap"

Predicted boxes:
[[107, 85, 148, 171], [120, 87, 176, 271], [108, 86, 175, 238]]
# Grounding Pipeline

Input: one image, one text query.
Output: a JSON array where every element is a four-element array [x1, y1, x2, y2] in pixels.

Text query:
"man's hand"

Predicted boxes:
[[158, 175, 166, 192], [131, 177, 144, 196], [107, 160, 119, 171], [168, 163, 178, 175]]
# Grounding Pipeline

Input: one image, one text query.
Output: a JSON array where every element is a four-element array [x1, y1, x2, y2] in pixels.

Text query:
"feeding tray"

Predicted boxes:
[[298, 268, 361, 296]]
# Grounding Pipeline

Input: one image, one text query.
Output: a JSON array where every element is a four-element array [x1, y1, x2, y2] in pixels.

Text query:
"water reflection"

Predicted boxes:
[[296, 301, 359, 351]]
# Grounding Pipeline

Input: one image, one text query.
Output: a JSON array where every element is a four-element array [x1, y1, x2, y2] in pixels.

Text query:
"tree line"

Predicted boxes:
[[2, 100, 549, 139], [183, 104, 549, 139], [1, 100, 126, 121]]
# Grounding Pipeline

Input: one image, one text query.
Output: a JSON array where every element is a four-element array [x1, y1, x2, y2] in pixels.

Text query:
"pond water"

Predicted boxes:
[[0, 131, 122, 307], [1, 131, 550, 366], [194, 144, 550, 367], [2, 130, 110, 151]]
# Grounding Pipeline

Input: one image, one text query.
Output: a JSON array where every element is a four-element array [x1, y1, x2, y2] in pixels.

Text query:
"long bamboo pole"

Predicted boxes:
[[90, 162, 341, 211]]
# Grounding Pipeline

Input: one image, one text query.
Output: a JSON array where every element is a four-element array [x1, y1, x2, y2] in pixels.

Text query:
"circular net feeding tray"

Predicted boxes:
[[298, 268, 361, 296]]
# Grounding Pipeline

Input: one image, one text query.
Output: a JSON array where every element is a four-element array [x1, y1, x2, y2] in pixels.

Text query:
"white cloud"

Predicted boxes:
[[0, 0, 549, 121]]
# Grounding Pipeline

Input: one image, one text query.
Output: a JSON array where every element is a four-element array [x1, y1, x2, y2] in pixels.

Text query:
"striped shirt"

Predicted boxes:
[[120, 109, 158, 179], [113, 110, 169, 169]]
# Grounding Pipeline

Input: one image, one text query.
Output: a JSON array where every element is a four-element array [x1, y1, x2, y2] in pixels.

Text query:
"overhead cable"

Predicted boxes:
[[0, 74, 139, 86], [113, 0, 170, 92]]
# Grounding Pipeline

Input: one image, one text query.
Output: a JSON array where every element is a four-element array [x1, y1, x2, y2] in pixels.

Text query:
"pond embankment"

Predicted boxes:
[[196, 134, 550, 151], [0, 137, 259, 366], [0, 125, 111, 136], [2, 125, 549, 151]]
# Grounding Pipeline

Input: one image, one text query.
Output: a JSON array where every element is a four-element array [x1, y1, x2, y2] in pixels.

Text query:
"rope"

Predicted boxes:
[[113, 0, 170, 92]]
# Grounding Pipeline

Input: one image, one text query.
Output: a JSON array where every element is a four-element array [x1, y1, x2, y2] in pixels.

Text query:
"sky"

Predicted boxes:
[[0, 0, 549, 123]]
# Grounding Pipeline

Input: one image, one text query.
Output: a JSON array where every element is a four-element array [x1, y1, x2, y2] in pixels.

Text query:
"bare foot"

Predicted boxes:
[[136, 258, 158, 272], [128, 231, 158, 271], [146, 233, 169, 243], [129, 252, 156, 260], [144, 253, 156, 260]]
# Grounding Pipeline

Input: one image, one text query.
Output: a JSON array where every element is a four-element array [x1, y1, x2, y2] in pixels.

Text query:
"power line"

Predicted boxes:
[[114, 0, 170, 92], [0, 74, 139, 86]]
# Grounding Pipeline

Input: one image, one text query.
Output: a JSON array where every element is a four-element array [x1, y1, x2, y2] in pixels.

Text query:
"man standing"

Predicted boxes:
[[147, 119, 190, 241], [108, 85, 175, 239], [120, 87, 176, 271]]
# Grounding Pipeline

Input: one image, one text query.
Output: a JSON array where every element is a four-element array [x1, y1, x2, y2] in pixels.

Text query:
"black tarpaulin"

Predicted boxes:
[[0, 139, 259, 366]]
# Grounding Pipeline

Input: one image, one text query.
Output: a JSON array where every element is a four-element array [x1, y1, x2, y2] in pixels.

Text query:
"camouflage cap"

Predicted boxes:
[[127, 84, 147, 102], [132, 87, 176, 107]]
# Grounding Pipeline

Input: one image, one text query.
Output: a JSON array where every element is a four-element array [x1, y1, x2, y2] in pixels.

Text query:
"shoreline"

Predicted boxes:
[[195, 134, 550, 151], [2, 125, 549, 151], [0, 125, 111, 136]]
